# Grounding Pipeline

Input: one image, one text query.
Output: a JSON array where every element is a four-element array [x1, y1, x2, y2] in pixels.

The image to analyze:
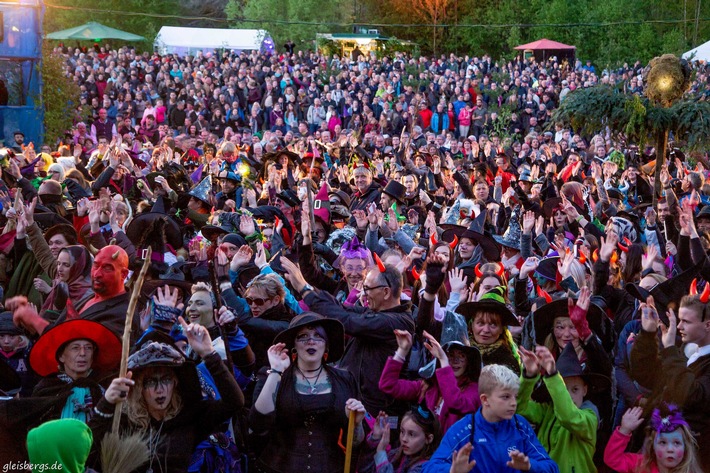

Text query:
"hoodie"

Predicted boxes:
[[27, 418, 93, 473]]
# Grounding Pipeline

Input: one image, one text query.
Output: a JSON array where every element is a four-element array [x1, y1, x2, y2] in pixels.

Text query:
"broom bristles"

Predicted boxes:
[[101, 431, 150, 473]]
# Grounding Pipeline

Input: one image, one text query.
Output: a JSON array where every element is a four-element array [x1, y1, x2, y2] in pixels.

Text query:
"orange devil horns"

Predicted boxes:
[[449, 235, 459, 249], [373, 252, 386, 273], [475, 263, 483, 278], [537, 286, 553, 304], [701, 283, 710, 304], [690, 279, 698, 295], [411, 267, 420, 280], [430, 234, 438, 246]]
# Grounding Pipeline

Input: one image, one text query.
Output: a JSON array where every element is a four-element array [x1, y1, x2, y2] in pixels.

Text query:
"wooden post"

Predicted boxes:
[[343, 410, 356, 473], [112, 247, 152, 433], [653, 128, 668, 207]]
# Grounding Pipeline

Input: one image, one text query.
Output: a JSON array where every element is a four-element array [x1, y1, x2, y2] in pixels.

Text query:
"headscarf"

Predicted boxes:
[[41, 246, 93, 320]]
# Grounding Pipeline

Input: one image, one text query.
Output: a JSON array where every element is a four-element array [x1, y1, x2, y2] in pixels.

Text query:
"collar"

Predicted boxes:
[[687, 344, 710, 366]]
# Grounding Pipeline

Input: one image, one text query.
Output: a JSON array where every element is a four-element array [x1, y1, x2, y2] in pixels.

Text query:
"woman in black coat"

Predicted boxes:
[[249, 313, 365, 473]]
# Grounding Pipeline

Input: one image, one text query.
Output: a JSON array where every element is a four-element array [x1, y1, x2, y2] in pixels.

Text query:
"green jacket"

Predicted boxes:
[[517, 372, 598, 473]]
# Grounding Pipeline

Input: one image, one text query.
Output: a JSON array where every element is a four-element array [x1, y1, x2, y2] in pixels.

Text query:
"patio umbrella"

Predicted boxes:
[[46, 21, 145, 41]]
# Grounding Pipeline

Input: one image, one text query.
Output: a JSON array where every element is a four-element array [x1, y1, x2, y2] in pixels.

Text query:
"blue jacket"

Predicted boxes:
[[423, 410, 559, 473]]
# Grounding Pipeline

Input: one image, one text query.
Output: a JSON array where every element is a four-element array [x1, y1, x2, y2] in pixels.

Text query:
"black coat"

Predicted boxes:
[[249, 366, 359, 473]]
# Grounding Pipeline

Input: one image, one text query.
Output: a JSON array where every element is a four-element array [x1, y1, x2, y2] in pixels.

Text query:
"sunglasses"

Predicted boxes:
[[245, 296, 270, 306]]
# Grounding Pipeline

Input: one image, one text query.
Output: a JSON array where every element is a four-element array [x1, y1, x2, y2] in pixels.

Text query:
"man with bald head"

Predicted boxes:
[[12, 245, 135, 339]]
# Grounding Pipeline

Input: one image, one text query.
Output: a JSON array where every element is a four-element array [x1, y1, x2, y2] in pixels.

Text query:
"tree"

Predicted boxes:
[[227, 0, 351, 49], [390, 0, 454, 55], [41, 46, 88, 145]]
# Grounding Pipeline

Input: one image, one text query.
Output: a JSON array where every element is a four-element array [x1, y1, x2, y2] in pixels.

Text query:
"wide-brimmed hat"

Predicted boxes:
[[556, 342, 611, 393], [128, 338, 202, 404], [460, 211, 501, 262], [382, 180, 406, 205], [442, 341, 482, 381], [625, 259, 702, 324], [273, 312, 344, 361], [532, 297, 606, 346], [126, 196, 183, 250], [456, 286, 519, 327], [29, 320, 122, 377]]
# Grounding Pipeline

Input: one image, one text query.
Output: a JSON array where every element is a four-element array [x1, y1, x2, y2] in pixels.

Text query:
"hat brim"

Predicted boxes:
[[442, 341, 482, 381], [460, 230, 501, 262], [456, 300, 519, 327], [273, 313, 345, 362], [126, 212, 183, 250], [532, 299, 606, 346], [30, 320, 122, 377], [201, 225, 230, 242], [493, 234, 521, 250]]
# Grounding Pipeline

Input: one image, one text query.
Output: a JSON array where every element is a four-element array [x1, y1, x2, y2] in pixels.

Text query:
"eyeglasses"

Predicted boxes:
[[343, 265, 367, 273], [295, 334, 326, 344], [362, 285, 388, 293], [246, 296, 269, 306], [143, 376, 175, 390]]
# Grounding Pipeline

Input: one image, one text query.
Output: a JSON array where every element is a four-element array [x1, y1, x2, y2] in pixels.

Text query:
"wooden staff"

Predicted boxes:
[[343, 410, 356, 473], [112, 246, 153, 433]]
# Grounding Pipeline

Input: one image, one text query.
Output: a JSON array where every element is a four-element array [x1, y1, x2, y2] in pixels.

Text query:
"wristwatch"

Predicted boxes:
[[298, 284, 314, 296]]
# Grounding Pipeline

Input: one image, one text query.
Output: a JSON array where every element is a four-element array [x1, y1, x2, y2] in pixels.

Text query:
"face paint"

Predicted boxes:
[[654, 430, 685, 470], [91, 245, 128, 297]]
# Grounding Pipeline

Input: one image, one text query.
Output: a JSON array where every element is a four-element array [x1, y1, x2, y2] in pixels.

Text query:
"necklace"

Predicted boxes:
[[146, 420, 165, 473], [297, 366, 323, 394], [302, 365, 323, 373]]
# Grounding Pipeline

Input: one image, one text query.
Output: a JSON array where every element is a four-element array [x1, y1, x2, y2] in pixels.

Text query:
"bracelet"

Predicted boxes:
[[575, 215, 584, 223], [93, 406, 113, 418], [267, 369, 283, 376]]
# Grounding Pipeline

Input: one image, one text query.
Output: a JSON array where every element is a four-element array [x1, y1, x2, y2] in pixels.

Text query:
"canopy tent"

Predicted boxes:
[[683, 39, 710, 62], [514, 38, 576, 63], [46, 22, 145, 41], [154, 27, 275, 56]]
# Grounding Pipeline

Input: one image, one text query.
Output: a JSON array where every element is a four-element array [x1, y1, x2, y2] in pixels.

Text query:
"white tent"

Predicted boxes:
[[154, 27, 275, 56], [683, 39, 710, 62]]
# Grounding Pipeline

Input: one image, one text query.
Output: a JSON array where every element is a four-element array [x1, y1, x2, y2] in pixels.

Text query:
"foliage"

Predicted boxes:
[[41, 46, 87, 145], [227, 0, 351, 48], [552, 84, 710, 151]]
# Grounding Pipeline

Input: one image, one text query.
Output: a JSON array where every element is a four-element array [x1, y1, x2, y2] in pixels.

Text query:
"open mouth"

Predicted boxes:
[[155, 396, 166, 405], [306, 348, 317, 355]]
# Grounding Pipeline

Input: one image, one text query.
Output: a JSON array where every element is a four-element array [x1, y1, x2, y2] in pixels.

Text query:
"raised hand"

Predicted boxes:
[[619, 406, 645, 435], [178, 316, 214, 358], [535, 345, 556, 376], [639, 295, 660, 333], [518, 346, 540, 377], [154, 285, 185, 310], [105, 372, 135, 405], [599, 232, 618, 263], [239, 214, 256, 236], [519, 256, 540, 280], [450, 443, 476, 473], [423, 330, 448, 365], [660, 308, 677, 349], [448, 268, 468, 297], [642, 244, 659, 271], [266, 342, 291, 371], [254, 241, 267, 269], [522, 210, 536, 235], [231, 245, 253, 271], [393, 329, 413, 355], [507, 450, 531, 471]]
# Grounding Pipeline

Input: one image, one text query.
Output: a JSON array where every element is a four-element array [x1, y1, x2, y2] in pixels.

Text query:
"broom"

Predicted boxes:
[[101, 247, 153, 473]]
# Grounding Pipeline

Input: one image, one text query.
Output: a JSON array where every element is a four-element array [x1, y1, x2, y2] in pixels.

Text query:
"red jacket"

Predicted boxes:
[[604, 428, 659, 473]]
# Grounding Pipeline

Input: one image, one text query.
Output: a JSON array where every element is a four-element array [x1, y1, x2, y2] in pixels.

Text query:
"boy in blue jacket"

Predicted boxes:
[[423, 364, 559, 473]]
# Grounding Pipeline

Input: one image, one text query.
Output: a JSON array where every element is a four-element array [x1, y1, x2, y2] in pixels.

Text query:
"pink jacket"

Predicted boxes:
[[378, 357, 480, 433], [604, 428, 659, 473]]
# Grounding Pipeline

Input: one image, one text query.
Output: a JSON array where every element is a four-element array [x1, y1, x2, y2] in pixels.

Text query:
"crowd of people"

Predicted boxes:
[[0, 42, 710, 473]]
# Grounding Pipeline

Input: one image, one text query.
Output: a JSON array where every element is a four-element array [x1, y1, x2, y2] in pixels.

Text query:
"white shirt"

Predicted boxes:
[[687, 344, 710, 366]]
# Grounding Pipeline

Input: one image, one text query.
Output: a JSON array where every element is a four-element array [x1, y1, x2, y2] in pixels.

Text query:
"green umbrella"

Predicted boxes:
[[46, 21, 145, 41]]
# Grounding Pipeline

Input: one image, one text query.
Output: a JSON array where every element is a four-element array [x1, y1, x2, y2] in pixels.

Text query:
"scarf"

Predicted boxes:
[[41, 246, 93, 319], [471, 339, 505, 357]]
